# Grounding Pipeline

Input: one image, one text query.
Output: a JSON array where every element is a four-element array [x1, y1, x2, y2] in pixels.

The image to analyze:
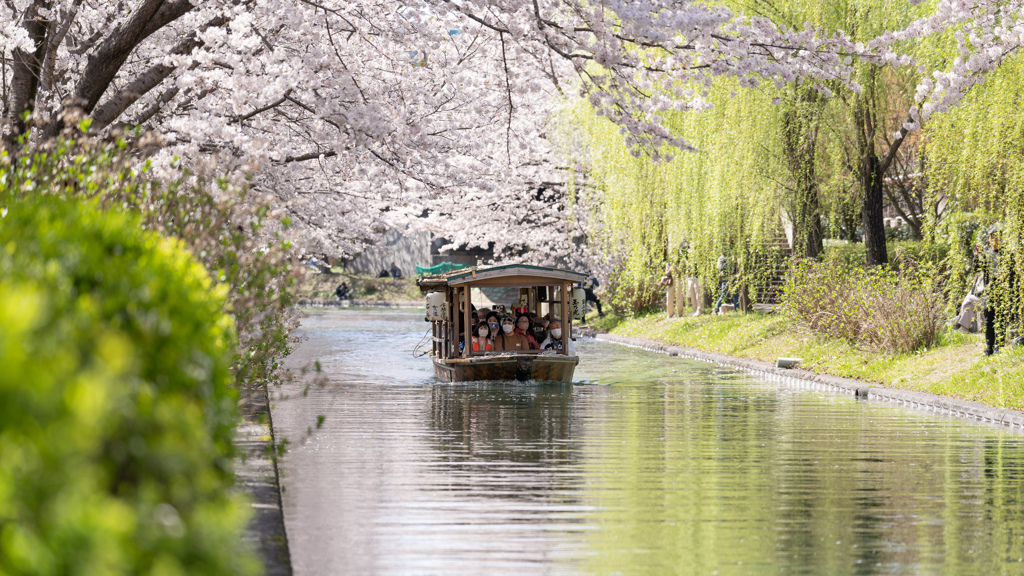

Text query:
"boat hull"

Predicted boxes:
[[432, 354, 579, 383]]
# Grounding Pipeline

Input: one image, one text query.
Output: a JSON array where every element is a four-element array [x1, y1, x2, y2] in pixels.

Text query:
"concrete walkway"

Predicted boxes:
[[236, 385, 292, 576], [588, 331, 1024, 430]]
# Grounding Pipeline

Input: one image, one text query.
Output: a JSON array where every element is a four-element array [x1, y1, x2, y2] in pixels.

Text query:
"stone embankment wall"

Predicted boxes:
[[584, 331, 1024, 430], [236, 386, 292, 575]]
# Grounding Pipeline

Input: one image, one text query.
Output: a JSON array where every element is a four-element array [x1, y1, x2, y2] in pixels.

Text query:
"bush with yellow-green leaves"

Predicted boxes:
[[0, 197, 259, 576]]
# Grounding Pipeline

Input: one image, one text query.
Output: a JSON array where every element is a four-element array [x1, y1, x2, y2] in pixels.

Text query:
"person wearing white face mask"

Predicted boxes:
[[540, 319, 576, 356], [472, 323, 493, 352], [494, 316, 529, 352]]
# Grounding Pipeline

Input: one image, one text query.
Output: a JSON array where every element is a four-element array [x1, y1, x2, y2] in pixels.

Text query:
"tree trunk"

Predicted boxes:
[[861, 153, 888, 267], [796, 182, 824, 258], [781, 90, 824, 259], [3, 0, 51, 150], [844, 208, 860, 243], [852, 75, 890, 268], [42, 0, 195, 139]]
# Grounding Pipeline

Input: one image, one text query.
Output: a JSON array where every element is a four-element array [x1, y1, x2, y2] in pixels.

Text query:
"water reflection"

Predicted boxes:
[[429, 382, 577, 464], [277, 309, 1024, 576]]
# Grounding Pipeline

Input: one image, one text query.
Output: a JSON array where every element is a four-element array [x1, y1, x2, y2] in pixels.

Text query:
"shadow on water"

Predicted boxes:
[[277, 308, 1024, 576]]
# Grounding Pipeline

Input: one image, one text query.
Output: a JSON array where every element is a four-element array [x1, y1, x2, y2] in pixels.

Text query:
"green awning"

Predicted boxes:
[[416, 262, 467, 276]]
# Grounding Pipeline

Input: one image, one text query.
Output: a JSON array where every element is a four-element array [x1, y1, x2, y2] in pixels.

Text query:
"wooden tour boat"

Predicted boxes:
[[417, 264, 588, 382]]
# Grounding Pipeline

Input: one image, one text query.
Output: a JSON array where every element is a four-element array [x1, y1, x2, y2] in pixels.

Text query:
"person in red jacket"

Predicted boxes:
[[471, 323, 493, 352], [514, 313, 539, 349]]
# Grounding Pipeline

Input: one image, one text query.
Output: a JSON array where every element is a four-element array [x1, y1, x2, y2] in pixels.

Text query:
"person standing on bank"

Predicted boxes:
[[583, 276, 604, 319], [681, 241, 702, 315], [713, 254, 738, 314], [982, 226, 1017, 355]]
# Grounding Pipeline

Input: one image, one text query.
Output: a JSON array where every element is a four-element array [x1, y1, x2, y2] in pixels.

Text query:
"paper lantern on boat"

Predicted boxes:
[[426, 291, 447, 321], [571, 287, 587, 320]]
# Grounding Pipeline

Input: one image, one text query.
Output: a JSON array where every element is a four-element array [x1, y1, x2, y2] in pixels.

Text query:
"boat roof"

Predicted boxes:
[[417, 264, 587, 290]]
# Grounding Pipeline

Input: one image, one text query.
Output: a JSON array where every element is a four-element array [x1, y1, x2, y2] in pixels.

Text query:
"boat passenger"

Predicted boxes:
[[472, 324, 493, 352], [484, 312, 501, 338], [515, 313, 539, 349], [540, 320, 576, 356], [494, 316, 529, 352], [533, 317, 549, 344]]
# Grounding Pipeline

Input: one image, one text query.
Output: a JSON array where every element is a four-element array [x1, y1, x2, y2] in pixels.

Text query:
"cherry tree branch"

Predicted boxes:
[[43, 0, 196, 139], [90, 13, 228, 132]]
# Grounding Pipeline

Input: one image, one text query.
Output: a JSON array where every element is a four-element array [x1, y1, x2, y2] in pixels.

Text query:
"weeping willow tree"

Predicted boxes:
[[562, 0, 943, 312], [561, 78, 787, 313], [768, 0, 934, 266], [925, 53, 1024, 342]]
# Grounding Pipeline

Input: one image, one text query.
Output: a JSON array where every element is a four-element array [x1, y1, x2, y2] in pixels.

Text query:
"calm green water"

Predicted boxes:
[[276, 308, 1024, 575]]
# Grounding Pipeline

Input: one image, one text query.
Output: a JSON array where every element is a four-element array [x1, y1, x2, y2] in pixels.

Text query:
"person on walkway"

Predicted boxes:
[[954, 272, 984, 332], [583, 276, 604, 319], [981, 227, 1017, 355], [540, 319, 576, 356], [660, 263, 676, 317], [335, 282, 350, 300], [494, 316, 529, 352], [956, 294, 983, 333], [713, 254, 738, 314], [681, 242, 702, 315], [514, 313, 539, 349]]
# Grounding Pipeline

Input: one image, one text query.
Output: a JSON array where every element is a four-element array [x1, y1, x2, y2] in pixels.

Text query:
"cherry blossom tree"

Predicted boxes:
[[1, 0, 885, 260]]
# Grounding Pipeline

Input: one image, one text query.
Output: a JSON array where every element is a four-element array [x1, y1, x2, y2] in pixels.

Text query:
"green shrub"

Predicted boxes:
[[0, 198, 258, 576], [781, 258, 945, 354], [2, 134, 295, 405], [824, 240, 949, 271]]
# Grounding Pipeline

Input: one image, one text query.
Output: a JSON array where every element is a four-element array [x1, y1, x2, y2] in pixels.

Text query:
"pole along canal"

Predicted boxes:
[[276, 308, 1024, 575]]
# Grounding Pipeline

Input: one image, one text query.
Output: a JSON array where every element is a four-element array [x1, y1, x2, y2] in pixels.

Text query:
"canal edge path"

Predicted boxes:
[[236, 384, 293, 576], [295, 298, 421, 308], [583, 331, 1024, 430]]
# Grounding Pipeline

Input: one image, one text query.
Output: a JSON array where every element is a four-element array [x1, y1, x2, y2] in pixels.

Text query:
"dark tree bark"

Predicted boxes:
[[3, 0, 51, 150], [781, 89, 824, 259], [861, 153, 888, 266], [883, 150, 926, 240], [90, 14, 226, 131], [853, 75, 910, 267], [797, 185, 824, 258]]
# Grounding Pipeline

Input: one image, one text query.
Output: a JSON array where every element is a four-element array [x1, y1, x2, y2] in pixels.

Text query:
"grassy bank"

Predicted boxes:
[[592, 311, 1024, 411], [298, 271, 420, 302]]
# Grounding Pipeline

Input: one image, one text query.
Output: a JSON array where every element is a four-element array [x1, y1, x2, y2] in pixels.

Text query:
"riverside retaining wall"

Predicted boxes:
[[588, 332, 1024, 430]]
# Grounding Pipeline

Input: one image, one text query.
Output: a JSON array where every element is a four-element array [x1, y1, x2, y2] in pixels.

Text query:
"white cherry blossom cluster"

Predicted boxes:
[[873, 0, 1024, 139], [3, 0, 1014, 263]]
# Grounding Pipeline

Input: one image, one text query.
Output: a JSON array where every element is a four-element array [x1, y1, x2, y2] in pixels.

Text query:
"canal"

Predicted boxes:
[[275, 308, 1024, 575]]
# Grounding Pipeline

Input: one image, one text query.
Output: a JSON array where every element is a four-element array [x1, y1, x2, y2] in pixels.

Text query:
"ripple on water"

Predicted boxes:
[[276, 308, 1024, 576]]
